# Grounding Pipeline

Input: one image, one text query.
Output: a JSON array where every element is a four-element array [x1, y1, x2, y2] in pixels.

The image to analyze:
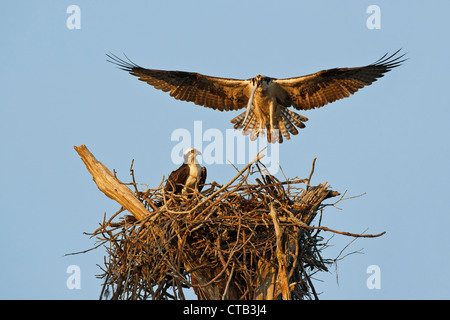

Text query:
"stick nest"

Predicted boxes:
[[86, 158, 383, 300]]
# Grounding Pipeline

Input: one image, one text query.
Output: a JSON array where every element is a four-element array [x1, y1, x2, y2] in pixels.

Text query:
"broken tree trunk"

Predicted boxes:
[[74, 145, 149, 221]]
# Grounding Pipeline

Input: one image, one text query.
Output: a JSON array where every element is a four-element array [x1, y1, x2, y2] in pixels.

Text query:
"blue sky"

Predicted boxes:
[[1, 1, 449, 299]]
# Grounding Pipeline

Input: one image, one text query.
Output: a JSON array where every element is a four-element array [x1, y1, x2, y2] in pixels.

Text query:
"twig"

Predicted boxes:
[[222, 262, 236, 300], [306, 157, 317, 189], [64, 241, 106, 256]]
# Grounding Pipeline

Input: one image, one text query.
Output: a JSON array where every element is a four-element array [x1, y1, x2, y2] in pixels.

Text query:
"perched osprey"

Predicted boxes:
[[107, 50, 405, 143], [165, 148, 207, 196]]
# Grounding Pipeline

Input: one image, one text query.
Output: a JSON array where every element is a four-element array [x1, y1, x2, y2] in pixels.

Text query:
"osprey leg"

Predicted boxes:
[[242, 84, 258, 126], [269, 98, 282, 143]]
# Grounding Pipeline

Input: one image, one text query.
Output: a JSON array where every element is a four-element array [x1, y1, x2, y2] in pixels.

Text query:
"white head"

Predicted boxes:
[[183, 148, 201, 164], [251, 74, 272, 89]]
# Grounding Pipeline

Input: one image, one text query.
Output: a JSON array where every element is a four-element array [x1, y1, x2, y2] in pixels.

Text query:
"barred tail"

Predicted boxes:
[[231, 107, 308, 144], [277, 108, 308, 142], [231, 108, 262, 141]]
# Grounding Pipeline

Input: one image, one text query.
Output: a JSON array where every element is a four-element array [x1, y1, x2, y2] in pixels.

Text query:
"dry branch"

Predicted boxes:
[[74, 144, 385, 300], [74, 145, 148, 221]]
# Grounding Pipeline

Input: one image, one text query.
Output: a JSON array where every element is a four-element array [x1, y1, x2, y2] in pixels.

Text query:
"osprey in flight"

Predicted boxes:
[[165, 148, 207, 196], [107, 50, 405, 143]]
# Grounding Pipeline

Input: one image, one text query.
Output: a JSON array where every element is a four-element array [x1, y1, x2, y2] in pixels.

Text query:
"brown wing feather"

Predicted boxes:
[[198, 166, 207, 192], [165, 164, 189, 195], [107, 54, 251, 111], [274, 49, 406, 110]]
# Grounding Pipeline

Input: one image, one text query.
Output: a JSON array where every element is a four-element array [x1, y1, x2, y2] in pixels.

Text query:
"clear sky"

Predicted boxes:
[[1, 0, 449, 300]]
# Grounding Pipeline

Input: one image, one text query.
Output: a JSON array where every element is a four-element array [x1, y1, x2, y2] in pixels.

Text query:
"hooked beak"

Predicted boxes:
[[184, 149, 201, 164], [255, 78, 263, 87]]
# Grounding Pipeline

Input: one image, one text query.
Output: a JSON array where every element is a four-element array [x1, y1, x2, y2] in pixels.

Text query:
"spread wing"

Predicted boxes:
[[107, 54, 251, 111], [274, 49, 406, 110]]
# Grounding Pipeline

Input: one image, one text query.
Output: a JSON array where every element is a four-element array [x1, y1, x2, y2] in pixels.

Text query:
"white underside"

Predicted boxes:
[[182, 163, 202, 194]]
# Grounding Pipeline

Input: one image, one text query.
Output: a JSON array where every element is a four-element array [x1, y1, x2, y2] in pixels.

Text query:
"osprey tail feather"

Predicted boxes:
[[231, 108, 308, 143]]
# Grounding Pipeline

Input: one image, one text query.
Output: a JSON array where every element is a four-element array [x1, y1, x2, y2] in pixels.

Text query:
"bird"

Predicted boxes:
[[107, 50, 406, 143], [164, 148, 207, 197]]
